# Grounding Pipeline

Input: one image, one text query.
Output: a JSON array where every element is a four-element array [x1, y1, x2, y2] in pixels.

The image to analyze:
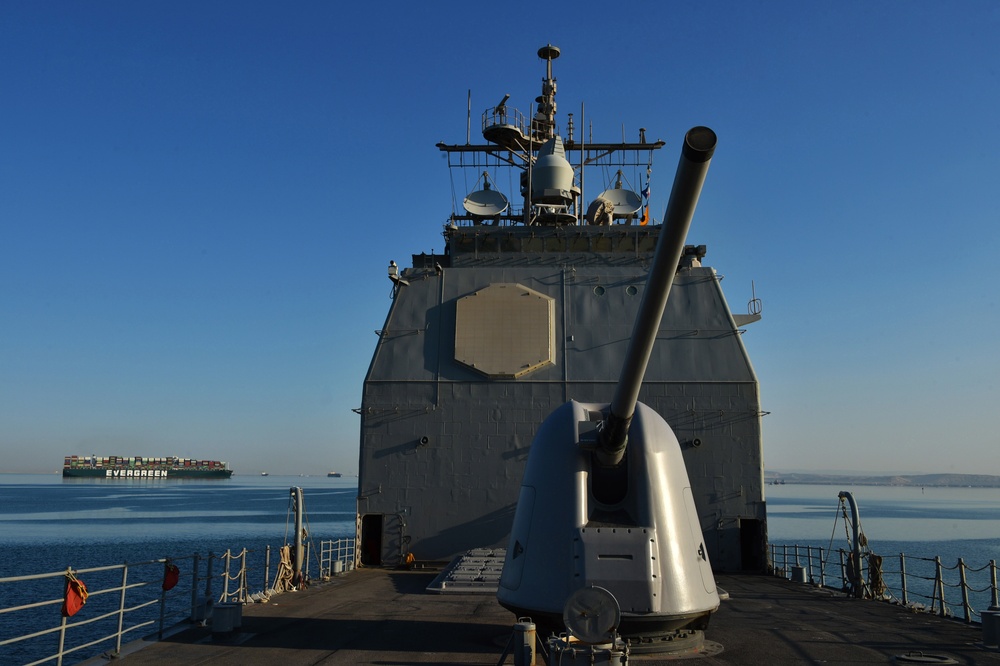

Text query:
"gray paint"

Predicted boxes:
[[358, 228, 766, 571], [357, 45, 765, 573]]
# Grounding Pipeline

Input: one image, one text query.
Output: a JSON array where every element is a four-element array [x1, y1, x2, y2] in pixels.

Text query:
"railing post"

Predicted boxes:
[[990, 560, 999, 610], [265, 545, 272, 592], [839, 549, 847, 590], [222, 550, 231, 602], [240, 549, 247, 602], [56, 570, 74, 666], [782, 544, 787, 577], [899, 553, 908, 606], [236, 550, 244, 603], [934, 556, 946, 617], [805, 546, 813, 583], [958, 558, 971, 623], [205, 552, 215, 610], [819, 547, 826, 588], [116, 563, 128, 655], [930, 557, 939, 614], [190, 553, 200, 621], [158, 574, 168, 639], [242, 549, 249, 602], [57, 615, 68, 666]]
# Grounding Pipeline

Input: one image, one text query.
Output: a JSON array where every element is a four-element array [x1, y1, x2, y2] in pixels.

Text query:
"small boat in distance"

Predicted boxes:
[[261, 472, 269, 476], [327, 472, 342, 478]]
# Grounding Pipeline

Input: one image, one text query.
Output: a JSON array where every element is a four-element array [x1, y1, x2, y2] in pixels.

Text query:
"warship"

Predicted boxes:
[[8, 45, 1000, 666], [356, 44, 765, 577]]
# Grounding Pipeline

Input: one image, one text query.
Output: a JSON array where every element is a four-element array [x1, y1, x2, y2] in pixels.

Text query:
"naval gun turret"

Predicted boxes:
[[496, 127, 721, 649]]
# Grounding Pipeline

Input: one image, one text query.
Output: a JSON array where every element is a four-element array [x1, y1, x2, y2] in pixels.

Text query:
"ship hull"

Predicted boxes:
[[62, 468, 233, 479]]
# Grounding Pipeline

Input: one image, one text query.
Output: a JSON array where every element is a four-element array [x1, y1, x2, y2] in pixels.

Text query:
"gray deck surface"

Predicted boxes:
[[118, 568, 1000, 665]]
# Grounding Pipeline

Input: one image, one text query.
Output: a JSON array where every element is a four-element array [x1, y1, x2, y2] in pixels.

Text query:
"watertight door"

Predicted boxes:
[[739, 518, 767, 573], [359, 514, 383, 566]]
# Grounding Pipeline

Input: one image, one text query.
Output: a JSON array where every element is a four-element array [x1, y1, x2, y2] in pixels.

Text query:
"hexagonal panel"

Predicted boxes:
[[455, 283, 555, 379]]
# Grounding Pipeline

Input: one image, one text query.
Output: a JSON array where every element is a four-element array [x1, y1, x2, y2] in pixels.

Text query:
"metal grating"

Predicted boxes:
[[426, 548, 507, 594]]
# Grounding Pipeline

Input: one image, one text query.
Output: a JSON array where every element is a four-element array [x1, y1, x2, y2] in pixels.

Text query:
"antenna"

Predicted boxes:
[[594, 170, 642, 218], [748, 280, 762, 315], [463, 189, 509, 217], [593, 188, 642, 217], [463, 171, 510, 217]]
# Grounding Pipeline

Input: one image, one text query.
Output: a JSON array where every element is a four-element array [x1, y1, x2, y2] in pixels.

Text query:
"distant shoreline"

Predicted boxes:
[[765, 472, 1000, 488]]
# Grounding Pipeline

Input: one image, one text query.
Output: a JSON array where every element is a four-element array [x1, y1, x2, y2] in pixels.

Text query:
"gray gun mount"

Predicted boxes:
[[597, 126, 717, 467], [497, 127, 721, 646]]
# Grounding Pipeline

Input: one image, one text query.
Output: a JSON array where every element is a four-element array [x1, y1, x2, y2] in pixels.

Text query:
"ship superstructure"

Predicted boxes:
[[357, 45, 766, 573]]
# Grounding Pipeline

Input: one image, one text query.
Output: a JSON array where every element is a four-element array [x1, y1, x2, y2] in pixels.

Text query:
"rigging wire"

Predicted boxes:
[[823, 500, 842, 570], [283, 494, 293, 545]]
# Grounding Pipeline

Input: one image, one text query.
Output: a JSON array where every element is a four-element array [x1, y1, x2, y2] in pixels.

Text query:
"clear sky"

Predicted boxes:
[[2, 2, 999, 476]]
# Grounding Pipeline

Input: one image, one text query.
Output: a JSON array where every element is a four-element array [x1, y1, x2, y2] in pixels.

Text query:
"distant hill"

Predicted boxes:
[[764, 472, 1000, 488]]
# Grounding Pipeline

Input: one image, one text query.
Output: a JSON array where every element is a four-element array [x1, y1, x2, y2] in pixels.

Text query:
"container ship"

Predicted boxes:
[[62, 455, 234, 479]]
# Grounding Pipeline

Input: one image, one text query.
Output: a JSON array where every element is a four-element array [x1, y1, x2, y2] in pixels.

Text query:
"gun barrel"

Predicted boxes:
[[596, 126, 717, 466]]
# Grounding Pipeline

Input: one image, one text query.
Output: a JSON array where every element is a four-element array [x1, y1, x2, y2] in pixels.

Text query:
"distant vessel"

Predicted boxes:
[[62, 455, 233, 479], [261, 472, 270, 476], [327, 472, 342, 478]]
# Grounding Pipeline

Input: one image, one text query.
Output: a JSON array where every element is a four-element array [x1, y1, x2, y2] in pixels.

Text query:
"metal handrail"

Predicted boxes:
[[0, 555, 196, 665], [0, 538, 357, 665], [318, 538, 357, 578], [769, 542, 999, 624]]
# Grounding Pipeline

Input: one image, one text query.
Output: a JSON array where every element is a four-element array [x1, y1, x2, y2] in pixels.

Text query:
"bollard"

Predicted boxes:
[[791, 565, 808, 584], [983, 610, 1000, 648]]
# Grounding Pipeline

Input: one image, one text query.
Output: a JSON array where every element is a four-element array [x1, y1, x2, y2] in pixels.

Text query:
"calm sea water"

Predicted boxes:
[[765, 483, 1000, 621], [765, 483, 1000, 569], [0, 473, 357, 665], [2, 476, 998, 664], [0, 474, 357, 578]]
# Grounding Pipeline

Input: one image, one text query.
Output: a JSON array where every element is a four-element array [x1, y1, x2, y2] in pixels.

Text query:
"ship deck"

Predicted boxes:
[[115, 568, 1000, 665]]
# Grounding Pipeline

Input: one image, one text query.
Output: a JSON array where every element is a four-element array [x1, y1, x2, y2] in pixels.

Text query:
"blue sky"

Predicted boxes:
[[2, 2, 999, 476]]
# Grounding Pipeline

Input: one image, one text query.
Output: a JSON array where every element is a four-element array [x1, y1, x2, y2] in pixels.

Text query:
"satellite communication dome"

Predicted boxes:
[[531, 136, 574, 206], [463, 188, 509, 217], [594, 187, 642, 217]]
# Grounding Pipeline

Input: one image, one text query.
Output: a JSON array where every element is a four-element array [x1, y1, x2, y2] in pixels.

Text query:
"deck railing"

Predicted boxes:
[[318, 537, 356, 578], [769, 543, 1000, 623], [0, 538, 356, 666]]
